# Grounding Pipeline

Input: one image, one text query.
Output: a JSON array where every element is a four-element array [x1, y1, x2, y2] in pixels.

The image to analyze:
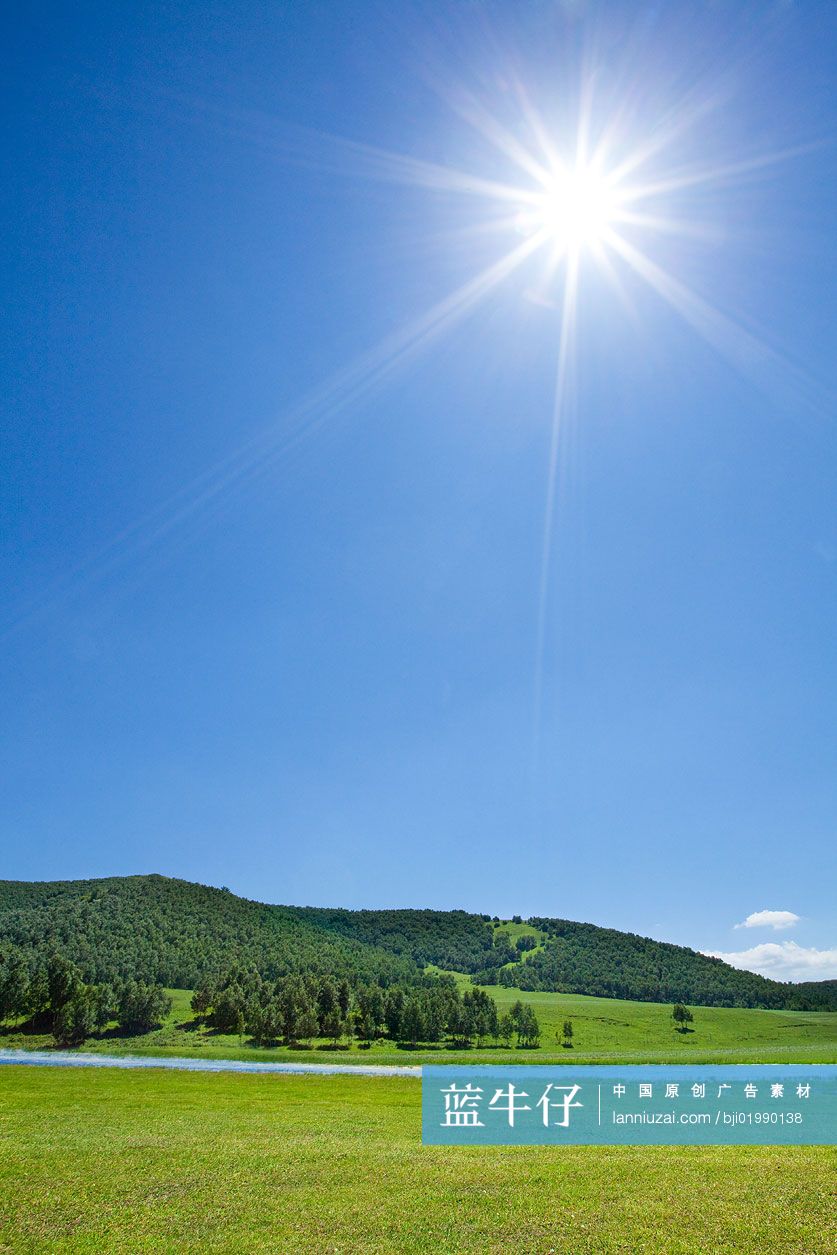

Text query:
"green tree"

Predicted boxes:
[[190, 987, 212, 1016], [358, 1009, 377, 1044], [337, 978, 351, 1018], [213, 982, 246, 1032], [53, 984, 99, 1046], [93, 983, 115, 1029], [458, 989, 495, 1047], [400, 997, 425, 1047], [46, 953, 83, 1027], [317, 978, 339, 1035], [321, 1005, 345, 1046], [116, 982, 171, 1033], [248, 994, 282, 1045], [278, 975, 308, 1044], [384, 988, 404, 1039], [233, 1007, 245, 1040], [0, 948, 30, 1023], [446, 991, 472, 1048], [356, 985, 385, 1043], [515, 1004, 540, 1048], [672, 1003, 694, 1033], [497, 1013, 514, 1047], [422, 992, 444, 1043], [296, 1002, 319, 1045]]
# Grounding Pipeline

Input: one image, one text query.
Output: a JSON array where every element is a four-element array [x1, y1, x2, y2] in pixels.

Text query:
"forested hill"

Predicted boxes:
[[287, 904, 836, 1011], [0, 876, 418, 990], [0, 875, 834, 1011]]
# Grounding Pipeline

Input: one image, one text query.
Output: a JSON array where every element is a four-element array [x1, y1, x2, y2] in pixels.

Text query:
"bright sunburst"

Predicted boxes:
[[525, 163, 621, 255], [386, 78, 811, 745], [6, 61, 809, 686]]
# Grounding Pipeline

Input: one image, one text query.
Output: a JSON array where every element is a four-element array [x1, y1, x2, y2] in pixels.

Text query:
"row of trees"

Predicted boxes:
[[192, 967, 542, 1049], [0, 947, 171, 1046]]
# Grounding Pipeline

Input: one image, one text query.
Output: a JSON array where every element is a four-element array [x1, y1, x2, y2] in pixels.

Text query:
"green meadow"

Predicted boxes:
[[6, 982, 833, 1066], [0, 1065, 833, 1253], [2, 967, 834, 1253]]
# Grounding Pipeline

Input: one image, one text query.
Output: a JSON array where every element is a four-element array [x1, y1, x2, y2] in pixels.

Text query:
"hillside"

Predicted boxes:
[[0, 875, 417, 989], [289, 905, 836, 1011], [0, 874, 834, 1011]]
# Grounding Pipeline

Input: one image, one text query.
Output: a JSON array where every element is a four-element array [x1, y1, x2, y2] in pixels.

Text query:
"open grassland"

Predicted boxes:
[[5, 984, 834, 1066], [468, 980, 837, 1064], [0, 1066, 834, 1253]]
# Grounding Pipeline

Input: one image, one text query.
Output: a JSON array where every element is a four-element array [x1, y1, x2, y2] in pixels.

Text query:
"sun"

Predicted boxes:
[[533, 164, 619, 253]]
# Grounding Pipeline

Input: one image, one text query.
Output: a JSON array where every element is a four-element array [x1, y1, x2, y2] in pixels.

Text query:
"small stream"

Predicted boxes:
[[0, 1048, 421, 1077]]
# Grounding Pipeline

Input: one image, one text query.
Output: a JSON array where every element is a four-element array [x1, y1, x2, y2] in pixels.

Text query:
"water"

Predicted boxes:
[[0, 1048, 420, 1078]]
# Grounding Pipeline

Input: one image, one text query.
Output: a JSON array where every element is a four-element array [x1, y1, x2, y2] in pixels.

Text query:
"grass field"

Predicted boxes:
[[5, 983, 834, 1066], [0, 1065, 833, 1253]]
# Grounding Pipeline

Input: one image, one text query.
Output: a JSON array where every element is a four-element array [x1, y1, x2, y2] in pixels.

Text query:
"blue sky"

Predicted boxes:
[[2, 1, 835, 979]]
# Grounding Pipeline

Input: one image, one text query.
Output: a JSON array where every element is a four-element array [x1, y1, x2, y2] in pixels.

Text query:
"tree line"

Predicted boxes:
[[192, 966, 542, 1049], [0, 942, 545, 1052]]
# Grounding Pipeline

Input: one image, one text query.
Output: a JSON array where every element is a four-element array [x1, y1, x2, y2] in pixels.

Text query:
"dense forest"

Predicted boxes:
[[280, 905, 512, 973], [0, 875, 834, 1012]]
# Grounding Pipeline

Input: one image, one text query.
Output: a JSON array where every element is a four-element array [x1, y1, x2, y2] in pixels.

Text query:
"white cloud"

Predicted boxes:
[[705, 941, 837, 982], [734, 909, 800, 932]]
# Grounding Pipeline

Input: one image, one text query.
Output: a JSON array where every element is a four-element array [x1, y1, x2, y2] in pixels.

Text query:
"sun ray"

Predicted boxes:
[[533, 250, 579, 761], [511, 77, 563, 178], [602, 227, 829, 420], [618, 142, 823, 205], [441, 85, 553, 188], [604, 227, 778, 377], [114, 82, 539, 210], [314, 134, 541, 206], [599, 86, 726, 186], [609, 208, 722, 242]]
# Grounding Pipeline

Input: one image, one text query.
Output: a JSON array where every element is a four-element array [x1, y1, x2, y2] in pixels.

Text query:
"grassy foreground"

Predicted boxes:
[[0, 1065, 834, 1253], [6, 983, 834, 1066]]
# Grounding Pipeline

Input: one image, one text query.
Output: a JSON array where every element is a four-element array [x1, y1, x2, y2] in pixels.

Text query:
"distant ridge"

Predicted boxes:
[[0, 875, 834, 1012]]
